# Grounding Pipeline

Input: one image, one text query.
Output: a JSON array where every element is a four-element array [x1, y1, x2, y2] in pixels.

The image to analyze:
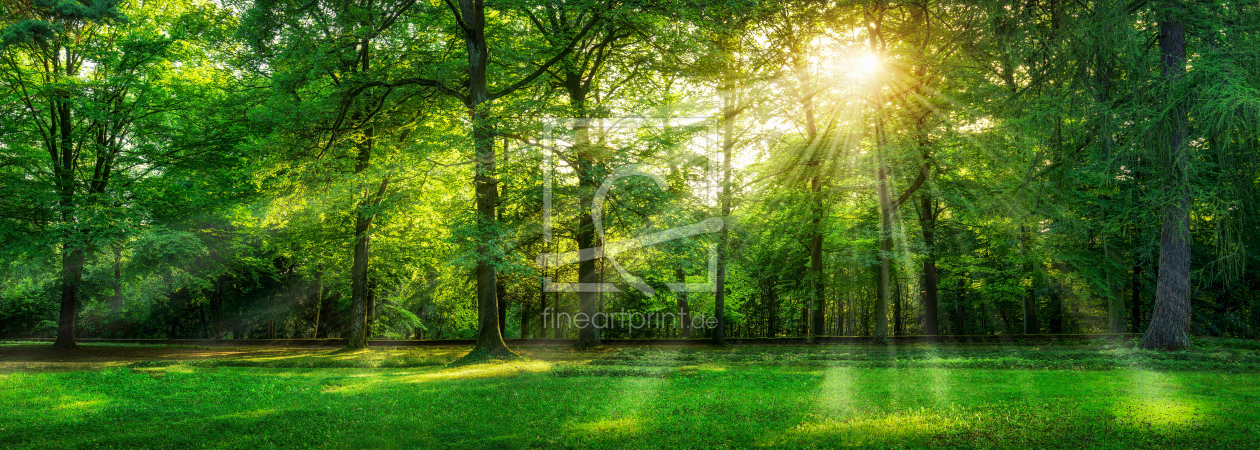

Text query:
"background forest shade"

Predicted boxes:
[[2, 0, 1259, 347]]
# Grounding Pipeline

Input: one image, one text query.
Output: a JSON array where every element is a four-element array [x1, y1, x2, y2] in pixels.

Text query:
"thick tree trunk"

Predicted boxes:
[[460, 0, 512, 356], [1143, 4, 1192, 350], [345, 36, 378, 350], [574, 121, 601, 349], [920, 195, 939, 335], [713, 79, 735, 346], [52, 247, 83, 349], [809, 179, 825, 341], [347, 200, 373, 348]]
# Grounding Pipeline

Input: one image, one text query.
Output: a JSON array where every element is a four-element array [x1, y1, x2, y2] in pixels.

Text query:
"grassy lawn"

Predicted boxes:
[[2, 339, 1259, 448]]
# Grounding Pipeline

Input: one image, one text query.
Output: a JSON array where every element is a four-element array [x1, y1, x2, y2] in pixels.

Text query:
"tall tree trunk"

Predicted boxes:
[[112, 244, 123, 315], [1131, 262, 1142, 333], [874, 144, 894, 342], [894, 271, 903, 335], [809, 179, 825, 341], [345, 37, 378, 350], [1143, 3, 1192, 350], [713, 73, 735, 346], [497, 278, 508, 338], [312, 270, 323, 339], [521, 289, 530, 339], [574, 118, 601, 349], [51, 73, 79, 349], [920, 195, 939, 335], [347, 216, 371, 348], [367, 276, 377, 339], [52, 247, 83, 349], [768, 279, 778, 337], [955, 275, 966, 335], [676, 268, 691, 338], [1020, 225, 1038, 333], [459, 0, 512, 356], [538, 273, 546, 338], [804, 88, 824, 344]]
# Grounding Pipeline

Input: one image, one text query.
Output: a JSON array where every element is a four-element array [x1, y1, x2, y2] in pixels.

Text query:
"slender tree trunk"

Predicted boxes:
[[869, 16, 895, 343], [875, 158, 894, 342], [538, 273, 546, 338], [1020, 225, 1038, 334], [676, 267, 690, 338], [894, 271, 903, 335], [768, 279, 778, 337], [312, 270, 323, 339], [1143, 3, 1192, 350], [1131, 262, 1142, 333], [497, 278, 507, 338], [366, 277, 377, 339], [955, 276, 966, 335], [112, 244, 123, 315], [521, 291, 530, 339]]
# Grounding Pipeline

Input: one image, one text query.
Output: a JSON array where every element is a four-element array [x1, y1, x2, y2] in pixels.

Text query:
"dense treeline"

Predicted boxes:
[[2, 0, 1258, 351]]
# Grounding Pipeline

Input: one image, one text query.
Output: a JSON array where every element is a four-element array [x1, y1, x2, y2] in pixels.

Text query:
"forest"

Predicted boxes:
[[2, 0, 1259, 354]]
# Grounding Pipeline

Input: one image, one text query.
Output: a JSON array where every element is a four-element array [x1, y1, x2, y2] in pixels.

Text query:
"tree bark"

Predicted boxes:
[[458, 0, 512, 356], [714, 84, 734, 346], [1020, 225, 1038, 334], [497, 277, 508, 338], [345, 35, 380, 350], [52, 247, 83, 349], [574, 119, 601, 349], [1131, 263, 1142, 333], [955, 275, 966, 335], [312, 270, 323, 339], [894, 271, 903, 335], [1142, 3, 1192, 350], [676, 268, 691, 338], [920, 195, 939, 335], [112, 244, 123, 315]]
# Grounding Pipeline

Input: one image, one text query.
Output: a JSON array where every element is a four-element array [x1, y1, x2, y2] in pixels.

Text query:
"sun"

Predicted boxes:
[[858, 53, 880, 74]]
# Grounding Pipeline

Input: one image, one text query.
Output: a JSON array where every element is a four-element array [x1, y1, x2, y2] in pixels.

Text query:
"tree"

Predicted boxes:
[[0, 0, 179, 348], [1141, 0, 1192, 350]]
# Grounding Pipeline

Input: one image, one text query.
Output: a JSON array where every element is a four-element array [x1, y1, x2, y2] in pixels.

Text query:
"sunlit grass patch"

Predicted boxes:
[[406, 360, 552, 382], [550, 364, 674, 377], [789, 409, 950, 444]]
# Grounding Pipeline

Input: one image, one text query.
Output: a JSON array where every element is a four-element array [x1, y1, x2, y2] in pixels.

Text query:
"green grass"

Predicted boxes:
[[2, 340, 1259, 448]]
